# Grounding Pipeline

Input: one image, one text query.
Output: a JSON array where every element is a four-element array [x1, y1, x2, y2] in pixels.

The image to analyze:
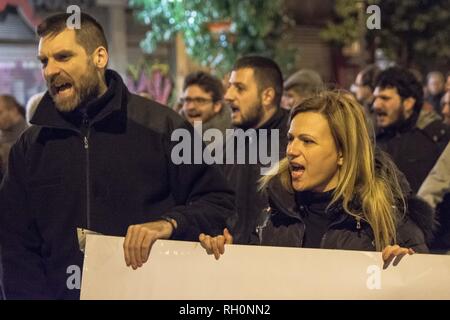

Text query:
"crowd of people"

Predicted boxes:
[[0, 12, 449, 299]]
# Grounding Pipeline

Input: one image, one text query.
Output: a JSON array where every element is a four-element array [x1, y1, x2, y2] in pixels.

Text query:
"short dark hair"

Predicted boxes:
[[0, 95, 25, 118], [375, 67, 424, 113], [183, 71, 224, 103], [232, 56, 283, 107], [37, 12, 108, 54], [359, 64, 381, 90]]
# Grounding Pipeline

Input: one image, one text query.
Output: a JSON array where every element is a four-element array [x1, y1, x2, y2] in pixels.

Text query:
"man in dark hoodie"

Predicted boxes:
[[222, 56, 289, 244], [0, 12, 235, 299], [373, 67, 449, 193]]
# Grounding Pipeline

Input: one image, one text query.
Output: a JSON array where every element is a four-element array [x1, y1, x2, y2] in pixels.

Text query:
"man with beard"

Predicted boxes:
[[179, 71, 231, 142], [373, 67, 449, 193], [0, 13, 235, 299], [220, 56, 289, 244]]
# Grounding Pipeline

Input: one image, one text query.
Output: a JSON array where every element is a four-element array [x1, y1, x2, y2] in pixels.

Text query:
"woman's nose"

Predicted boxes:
[[287, 139, 301, 157]]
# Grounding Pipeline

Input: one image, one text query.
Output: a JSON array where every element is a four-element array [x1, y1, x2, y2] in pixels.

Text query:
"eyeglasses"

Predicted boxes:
[[180, 97, 214, 106]]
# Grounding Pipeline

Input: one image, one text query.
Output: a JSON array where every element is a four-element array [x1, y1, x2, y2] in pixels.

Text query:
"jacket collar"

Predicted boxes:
[[266, 177, 298, 218], [232, 107, 289, 131], [30, 69, 128, 131], [376, 111, 420, 138], [266, 176, 348, 220], [257, 107, 289, 131]]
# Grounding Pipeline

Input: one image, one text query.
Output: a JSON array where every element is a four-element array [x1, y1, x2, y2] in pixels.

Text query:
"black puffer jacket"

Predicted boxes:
[[254, 177, 433, 253]]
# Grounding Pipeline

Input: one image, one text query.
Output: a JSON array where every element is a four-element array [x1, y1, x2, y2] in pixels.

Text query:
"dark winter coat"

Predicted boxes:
[[0, 70, 235, 299], [253, 175, 434, 253], [376, 111, 449, 193], [223, 108, 289, 244]]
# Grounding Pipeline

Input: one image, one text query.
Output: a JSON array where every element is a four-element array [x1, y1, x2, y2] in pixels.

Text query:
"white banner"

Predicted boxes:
[[80, 235, 450, 300]]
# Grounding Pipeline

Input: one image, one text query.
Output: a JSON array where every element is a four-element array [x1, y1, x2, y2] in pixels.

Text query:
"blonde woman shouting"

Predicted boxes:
[[200, 91, 434, 268]]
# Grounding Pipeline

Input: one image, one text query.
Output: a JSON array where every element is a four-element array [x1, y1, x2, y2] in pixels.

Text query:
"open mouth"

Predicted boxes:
[[290, 162, 305, 178], [230, 105, 240, 115], [187, 112, 201, 118], [52, 81, 73, 96]]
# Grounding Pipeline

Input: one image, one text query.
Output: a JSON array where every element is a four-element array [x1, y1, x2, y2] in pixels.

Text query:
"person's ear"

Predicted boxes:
[[92, 46, 108, 69], [403, 97, 416, 115], [261, 87, 275, 107], [213, 101, 222, 114]]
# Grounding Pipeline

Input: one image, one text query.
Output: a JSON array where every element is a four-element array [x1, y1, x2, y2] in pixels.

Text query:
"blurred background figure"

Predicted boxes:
[[426, 71, 446, 114], [408, 69, 442, 130], [351, 64, 380, 110], [373, 67, 449, 193], [282, 69, 323, 110], [418, 142, 450, 252], [351, 64, 381, 132], [25, 91, 45, 124], [0, 95, 28, 179], [445, 72, 450, 92], [441, 91, 450, 125], [179, 71, 231, 140]]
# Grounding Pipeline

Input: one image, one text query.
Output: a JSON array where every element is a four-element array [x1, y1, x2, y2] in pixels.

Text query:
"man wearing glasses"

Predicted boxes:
[[180, 71, 231, 141]]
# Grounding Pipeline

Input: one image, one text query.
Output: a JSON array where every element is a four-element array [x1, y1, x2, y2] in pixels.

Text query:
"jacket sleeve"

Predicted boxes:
[[396, 218, 429, 253], [395, 193, 439, 253], [418, 142, 450, 209], [161, 120, 236, 241], [0, 138, 50, 299]]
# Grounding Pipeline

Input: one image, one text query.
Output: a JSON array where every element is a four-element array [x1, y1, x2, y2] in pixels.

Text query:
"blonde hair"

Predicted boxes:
[[260, 90, 405, 250]]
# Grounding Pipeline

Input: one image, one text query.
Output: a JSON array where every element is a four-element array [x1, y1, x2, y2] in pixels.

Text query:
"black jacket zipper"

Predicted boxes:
[[36, 116, 93, 230], [319, 213, 350, 248], [82, 115, 91, 229], [269, 189, 360, 249]]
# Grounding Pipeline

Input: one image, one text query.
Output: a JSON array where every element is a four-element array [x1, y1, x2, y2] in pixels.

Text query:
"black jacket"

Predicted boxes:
[[223, 108, 289, 244], [254, 177, 433, 253], [0, 70, 235, 299], [376, 112, 449, 193]]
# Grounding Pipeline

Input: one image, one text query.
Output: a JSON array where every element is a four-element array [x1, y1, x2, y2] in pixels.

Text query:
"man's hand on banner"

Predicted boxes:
[[123, 219, 176, 269]]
